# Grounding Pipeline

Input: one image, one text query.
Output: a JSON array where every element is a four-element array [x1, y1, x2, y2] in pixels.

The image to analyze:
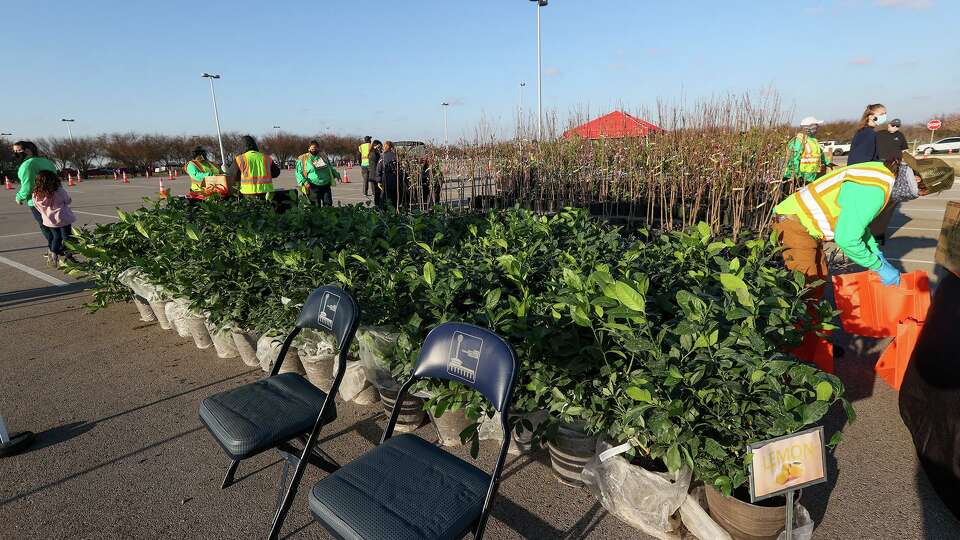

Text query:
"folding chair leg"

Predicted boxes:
[[221, 459, 241, 489]]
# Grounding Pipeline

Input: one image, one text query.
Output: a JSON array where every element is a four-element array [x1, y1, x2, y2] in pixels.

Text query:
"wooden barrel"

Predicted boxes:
[[546, 422, 597, 487], [379, 388, 425, 432], [704, 485, 786, 540]]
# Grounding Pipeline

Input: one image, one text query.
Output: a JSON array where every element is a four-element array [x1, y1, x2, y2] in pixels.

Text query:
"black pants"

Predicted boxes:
[[30, 206, 54, 247], [49, 225, 73, 255], [306, 184, 333, 207], [361, 166, 371, 195]]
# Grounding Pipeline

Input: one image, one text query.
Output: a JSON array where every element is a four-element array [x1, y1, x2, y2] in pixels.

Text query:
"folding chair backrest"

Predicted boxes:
[[295, 286, 360, 351], [412, 322, 517, 412], [272, 286, 360, 377]]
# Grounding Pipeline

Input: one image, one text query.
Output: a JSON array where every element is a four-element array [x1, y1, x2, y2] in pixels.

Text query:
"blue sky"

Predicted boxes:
[[2, 0, 958, 142]]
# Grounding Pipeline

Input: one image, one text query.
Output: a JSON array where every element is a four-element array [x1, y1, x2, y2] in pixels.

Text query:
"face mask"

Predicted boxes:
[[875, 114, 887, 125]]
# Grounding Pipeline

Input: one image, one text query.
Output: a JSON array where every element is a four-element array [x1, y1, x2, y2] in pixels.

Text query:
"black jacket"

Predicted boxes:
[[877, 130, 909, 161], [369, 147, 381, 178]]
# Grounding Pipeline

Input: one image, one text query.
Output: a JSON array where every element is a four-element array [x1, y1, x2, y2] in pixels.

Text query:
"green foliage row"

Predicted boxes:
[[68, 198, 850, 495]]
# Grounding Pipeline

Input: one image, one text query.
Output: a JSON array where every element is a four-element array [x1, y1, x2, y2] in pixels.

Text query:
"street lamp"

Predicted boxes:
[[61, 118, 75, 141], [0, 133, 11, 137], [528, 0, 547, 140], [441, 102, 450, 146], [273, 125, 281, 137], [201, 73, 227, 166], [518, 82, 526, 138]]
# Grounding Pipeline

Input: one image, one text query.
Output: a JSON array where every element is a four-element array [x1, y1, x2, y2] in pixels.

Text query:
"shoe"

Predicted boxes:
[[50, 253, 60, 268], [44, 251, 53, 267]]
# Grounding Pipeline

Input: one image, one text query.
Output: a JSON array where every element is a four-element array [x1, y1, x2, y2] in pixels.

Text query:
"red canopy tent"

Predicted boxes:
[[562, 111, 662, 140]]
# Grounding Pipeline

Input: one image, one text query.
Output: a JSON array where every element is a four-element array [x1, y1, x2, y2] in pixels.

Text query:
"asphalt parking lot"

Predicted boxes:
[[1, 167, 959, 539]]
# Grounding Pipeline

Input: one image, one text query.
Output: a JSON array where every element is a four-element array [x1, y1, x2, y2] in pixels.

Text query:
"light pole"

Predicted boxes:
[[0, 133, 11, 137], [202, 73, 227, 166], [273, 125, 281, 137], [61, 118, 75, 141], [441, 102, 450, 146], [518, 82, 526, 138], [529, 0, 547, 140]]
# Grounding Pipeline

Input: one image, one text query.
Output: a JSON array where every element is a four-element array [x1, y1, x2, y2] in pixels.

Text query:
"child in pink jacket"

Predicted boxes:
[[32, 170, 77, 267]]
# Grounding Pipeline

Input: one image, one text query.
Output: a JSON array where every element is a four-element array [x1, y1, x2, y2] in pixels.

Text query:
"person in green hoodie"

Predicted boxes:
[[12, 141, 58, 264], [772, 152, 954, 298], [296, 140, 341, 206]]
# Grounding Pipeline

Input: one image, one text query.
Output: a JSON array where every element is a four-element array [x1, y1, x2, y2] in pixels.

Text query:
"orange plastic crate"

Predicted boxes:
[[832, 270, 931, 338]]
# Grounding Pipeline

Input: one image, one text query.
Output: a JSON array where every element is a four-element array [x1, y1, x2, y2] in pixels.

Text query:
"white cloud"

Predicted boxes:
[[876, 0, 932, 10], [545, 67, 561, 77]]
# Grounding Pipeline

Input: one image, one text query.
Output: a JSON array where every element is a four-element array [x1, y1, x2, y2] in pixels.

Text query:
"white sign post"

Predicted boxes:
[[0, 414, 35, 457], [0, 415, 9, 444], [748, 427, 828, 539]]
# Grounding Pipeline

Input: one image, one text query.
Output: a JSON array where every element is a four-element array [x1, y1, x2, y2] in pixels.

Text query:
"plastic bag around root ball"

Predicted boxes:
[[582, 440, 693, 540], [165, 301, 190, 338], [775, 501, 814, 540], [356, 326, 401, 392], [206, 319, 239, 359], [256, 333, 304, 375], [118, 267, 169, 303], [174, 299, 212, 349], [680, 487, 732, 540], [132, 294, 157, 322], [333, 360, 377, 404]]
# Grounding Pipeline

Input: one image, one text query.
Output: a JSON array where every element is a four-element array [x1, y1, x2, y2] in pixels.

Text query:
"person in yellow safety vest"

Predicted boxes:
[[783, 116, 833, 184], [184, 146, 222, 194], [226, 135, 280, 197], [359, 136, 373, 196], [772, 153, 954, 300]]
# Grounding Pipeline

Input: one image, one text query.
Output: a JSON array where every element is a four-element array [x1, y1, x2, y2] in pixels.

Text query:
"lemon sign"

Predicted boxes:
[[747, 426, 827, 502]]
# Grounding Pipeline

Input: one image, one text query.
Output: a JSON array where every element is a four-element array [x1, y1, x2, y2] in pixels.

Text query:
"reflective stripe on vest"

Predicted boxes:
[[185, 159, 220, 191], [798, 135, 823, 173], [235, 151, 274, 194], [791, 163, 894, 240], [359, 143, 371, 167]]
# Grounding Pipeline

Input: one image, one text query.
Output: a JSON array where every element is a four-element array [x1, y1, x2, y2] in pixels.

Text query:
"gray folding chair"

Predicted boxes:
[[199, 286, 360, 539], [308, 322, 518, 539]]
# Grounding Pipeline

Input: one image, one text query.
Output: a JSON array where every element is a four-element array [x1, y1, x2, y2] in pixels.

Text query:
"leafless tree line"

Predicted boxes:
[[2, 132, 362, 176]]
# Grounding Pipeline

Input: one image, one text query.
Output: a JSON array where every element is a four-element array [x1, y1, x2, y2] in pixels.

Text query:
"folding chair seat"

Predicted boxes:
[[200, 373, 336, 459], [199, 286, 360, 540], [309, 322, 518, 540]]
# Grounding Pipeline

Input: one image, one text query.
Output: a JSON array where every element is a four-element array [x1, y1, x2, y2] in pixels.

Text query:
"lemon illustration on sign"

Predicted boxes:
[[775, 461, 805, 485]]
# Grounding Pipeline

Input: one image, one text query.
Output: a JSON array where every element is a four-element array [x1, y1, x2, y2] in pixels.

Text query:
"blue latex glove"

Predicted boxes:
[[874, 259, 901, 287]]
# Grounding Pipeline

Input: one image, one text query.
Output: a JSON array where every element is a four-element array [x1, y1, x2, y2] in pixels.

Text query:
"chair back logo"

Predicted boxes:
[[317, 292, 340, 330], [447, 330, 483, 383]]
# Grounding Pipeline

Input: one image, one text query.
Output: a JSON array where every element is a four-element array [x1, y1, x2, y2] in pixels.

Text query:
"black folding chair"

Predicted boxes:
[[199, 286, 360, 540], [307, 322, 518, 540]]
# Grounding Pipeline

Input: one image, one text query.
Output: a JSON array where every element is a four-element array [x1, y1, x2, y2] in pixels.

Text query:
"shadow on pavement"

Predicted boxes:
[[917, 464, 960, 537], [0, 245, 47, 255], [23, 421, 97, 453], [0, 426, 205, 508], [0, 282, 92, 309], [803, 402, 846, 525]]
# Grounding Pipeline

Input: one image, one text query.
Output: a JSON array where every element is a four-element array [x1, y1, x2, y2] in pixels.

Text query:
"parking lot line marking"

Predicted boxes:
[[887, 227, 943, 231], [0, 255, 68, 286], [887, 257, 935, 264], [901, 208, 945, 213], [74, 210, 119, 219], [0, 232, 42, 239]]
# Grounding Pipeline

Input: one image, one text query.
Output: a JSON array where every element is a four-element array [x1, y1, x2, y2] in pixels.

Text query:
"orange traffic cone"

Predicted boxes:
[[122, 172, 130, 184], [168, 171, 174, 181], [76, 173, 81, 183], [343, 173, 350, 183], [68, 174, 75, 187], [4, 176, 13, 190], [159, 178, 169, 198], [114, 171, 120, 181]]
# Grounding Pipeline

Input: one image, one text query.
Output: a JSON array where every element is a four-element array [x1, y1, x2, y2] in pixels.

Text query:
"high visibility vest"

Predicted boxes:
[[797, 135, 823, 174], [235, 151, 274, 195], [359, 143, 371, 167], [779, 162, 894, 241], [184, 159, 221, 191]]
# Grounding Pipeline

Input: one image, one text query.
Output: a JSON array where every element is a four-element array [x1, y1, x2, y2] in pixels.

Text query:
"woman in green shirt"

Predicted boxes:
[[12, 141, 58, 264]]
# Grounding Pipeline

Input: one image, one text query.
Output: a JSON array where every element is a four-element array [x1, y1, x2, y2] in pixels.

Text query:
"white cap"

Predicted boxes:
[[799, 116, 823, 127]]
